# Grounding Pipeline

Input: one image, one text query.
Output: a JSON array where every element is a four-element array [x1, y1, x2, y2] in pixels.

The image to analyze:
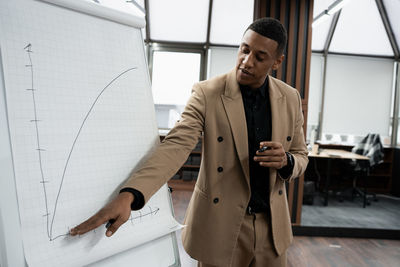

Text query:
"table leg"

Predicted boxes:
[[324, 159, 332, 206]]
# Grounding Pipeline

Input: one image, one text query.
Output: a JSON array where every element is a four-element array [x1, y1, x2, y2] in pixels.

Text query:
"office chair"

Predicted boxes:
[[340, 133, 384, 208]]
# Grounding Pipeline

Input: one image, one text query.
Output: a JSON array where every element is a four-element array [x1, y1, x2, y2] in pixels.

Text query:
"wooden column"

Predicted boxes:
[[254, 0, 314, 225]]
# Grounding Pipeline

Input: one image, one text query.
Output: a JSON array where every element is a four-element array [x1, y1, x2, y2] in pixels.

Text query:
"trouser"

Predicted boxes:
[[198, 211, 287, 267]]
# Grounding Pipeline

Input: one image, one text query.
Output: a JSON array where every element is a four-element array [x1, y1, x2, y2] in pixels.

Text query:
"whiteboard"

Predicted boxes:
[[0, 0, 181, 266]]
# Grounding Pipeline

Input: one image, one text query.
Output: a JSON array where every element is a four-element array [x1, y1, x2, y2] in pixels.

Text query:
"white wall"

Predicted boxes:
[[322, 54, 393, 138]]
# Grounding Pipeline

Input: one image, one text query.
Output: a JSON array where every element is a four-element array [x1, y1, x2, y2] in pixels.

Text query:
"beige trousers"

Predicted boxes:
[[198, 212, 287, 267]]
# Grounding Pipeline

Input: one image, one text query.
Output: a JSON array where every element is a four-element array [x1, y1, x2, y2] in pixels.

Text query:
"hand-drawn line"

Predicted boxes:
[[49, 67, 137, 241], [24, 43, 52, 238], [24, 43, 149, 241], [128, 207, 160, 223]]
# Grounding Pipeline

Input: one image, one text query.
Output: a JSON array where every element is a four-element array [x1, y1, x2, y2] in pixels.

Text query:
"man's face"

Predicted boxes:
[[236, 29, 284, 89]]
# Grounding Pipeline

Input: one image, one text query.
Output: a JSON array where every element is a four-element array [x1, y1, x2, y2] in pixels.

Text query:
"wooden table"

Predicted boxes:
[[308, 149, 369, 206], [308, 149, 369, 161]]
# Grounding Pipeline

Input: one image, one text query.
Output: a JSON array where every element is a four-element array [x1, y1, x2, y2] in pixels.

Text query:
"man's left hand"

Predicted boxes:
[[254, 141, 287, 169]]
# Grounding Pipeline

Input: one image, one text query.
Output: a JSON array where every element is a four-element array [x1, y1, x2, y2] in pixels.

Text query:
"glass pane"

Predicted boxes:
[[207, 47, 238, 79], [151, 51, 201, 105], [306, 54, 324, 142], [210, 0, 254, 45], [149, 0, 209, 42], [311, 15, 334, 51], [383, 0, 400, 51], [329, 0, 393, 56], [322, 54, 393, 145]]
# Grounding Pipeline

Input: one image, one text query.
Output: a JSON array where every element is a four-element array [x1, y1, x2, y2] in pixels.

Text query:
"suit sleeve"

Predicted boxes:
[[121, 84, 206, 206], [283, 90, 309, 182]]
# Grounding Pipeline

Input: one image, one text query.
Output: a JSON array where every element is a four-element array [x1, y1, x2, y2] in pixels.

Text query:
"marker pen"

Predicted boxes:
[[258, 146, 270, 152]]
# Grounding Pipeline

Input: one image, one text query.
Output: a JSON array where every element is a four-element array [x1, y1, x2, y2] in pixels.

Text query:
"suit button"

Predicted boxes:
[[217, 136, 223, 142], [279, 190, 283, 195], [217, 167, 223, 172], [287, 136, 292, 141], [213, 198, 219, 204]]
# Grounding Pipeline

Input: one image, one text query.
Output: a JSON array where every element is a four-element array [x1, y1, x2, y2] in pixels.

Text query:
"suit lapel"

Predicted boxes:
[[221, 70, 250, 185], [268, 76, 286, 195]]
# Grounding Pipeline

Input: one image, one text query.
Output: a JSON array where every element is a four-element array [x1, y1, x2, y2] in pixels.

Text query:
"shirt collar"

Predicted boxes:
[[240, 76, 269, 99]]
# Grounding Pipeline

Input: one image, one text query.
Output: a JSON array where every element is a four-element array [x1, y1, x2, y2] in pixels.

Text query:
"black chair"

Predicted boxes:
[[340, 134, 384, 208]]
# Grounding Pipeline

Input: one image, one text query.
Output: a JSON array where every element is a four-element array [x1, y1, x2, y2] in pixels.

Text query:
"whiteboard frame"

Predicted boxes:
[[39, 0, 146, 28]]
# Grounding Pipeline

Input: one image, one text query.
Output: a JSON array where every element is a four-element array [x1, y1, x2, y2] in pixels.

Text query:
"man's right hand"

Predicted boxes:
[[69, 192, 134, 237]]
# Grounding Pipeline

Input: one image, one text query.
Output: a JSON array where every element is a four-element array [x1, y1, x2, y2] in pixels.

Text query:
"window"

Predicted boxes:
[[151, 51, 201, 105], [151, 50, 202, 129], [144, 0, 254, 129], [209, 0, 254, 45], [207, 47, 238, 79], [306, 54, 324, 141], [149, 0, 209, 43]]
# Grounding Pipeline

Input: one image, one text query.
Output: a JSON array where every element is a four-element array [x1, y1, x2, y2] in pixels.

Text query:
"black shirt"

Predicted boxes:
[[240, 78, 272, 213]]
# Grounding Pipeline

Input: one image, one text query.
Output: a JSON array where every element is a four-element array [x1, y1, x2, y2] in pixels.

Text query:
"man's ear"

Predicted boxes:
[[272, 54, 284, 70]]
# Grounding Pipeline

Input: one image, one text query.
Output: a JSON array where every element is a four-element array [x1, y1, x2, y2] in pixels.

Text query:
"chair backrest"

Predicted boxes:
[[351, 133, 384, 167]]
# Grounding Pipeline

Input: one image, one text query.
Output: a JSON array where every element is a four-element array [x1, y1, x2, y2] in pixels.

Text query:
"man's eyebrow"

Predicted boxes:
[[255, 49, 270, 57], [240, 42, 271, 56]]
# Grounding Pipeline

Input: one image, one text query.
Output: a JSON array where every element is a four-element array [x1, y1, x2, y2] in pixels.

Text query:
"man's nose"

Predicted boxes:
[[242, 53, 254, 67]]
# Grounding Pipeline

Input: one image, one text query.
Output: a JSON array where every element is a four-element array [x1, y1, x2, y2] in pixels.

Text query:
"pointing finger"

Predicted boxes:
[[70, 212, 110, 236]]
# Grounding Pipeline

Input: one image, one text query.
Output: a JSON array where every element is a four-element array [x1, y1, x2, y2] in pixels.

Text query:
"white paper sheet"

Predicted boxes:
[[0, 0, 182, 266]]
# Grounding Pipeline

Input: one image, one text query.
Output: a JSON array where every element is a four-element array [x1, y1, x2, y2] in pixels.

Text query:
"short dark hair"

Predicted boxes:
[[246, 17, 287, 56]]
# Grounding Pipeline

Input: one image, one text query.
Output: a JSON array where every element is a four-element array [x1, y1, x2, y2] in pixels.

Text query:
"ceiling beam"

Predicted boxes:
[[144, 0, 150, 43], [323, 11, 341, 54], [205, 0, 213, 48], [375, 0, 400, 60]]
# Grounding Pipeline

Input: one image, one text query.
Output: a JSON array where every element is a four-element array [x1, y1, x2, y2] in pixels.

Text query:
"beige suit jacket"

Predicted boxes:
[[123, 69, 309, 266]]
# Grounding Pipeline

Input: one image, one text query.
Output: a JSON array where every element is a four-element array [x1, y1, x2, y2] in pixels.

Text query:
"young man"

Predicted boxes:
[[71, 18, 308, 267]]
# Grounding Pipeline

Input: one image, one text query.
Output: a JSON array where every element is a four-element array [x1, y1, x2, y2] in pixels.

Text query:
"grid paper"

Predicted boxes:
[[0, 0, 181, 266]]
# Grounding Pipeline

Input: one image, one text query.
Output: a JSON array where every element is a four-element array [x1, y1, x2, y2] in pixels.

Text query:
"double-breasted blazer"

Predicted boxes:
[[123, 69, 309, 266]]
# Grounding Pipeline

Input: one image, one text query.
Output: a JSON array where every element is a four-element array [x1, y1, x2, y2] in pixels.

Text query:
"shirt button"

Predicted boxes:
[[213, 198, 219, 204], [287, 136, 292, 141], [256, 127, 260, 131], [217, 167, 223, 172], [217, 136, 223, 142], [279, 190, 283, 195]]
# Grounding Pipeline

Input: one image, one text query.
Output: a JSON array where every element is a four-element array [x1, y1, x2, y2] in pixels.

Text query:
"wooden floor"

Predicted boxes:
[[170, 183, 400, 267]]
